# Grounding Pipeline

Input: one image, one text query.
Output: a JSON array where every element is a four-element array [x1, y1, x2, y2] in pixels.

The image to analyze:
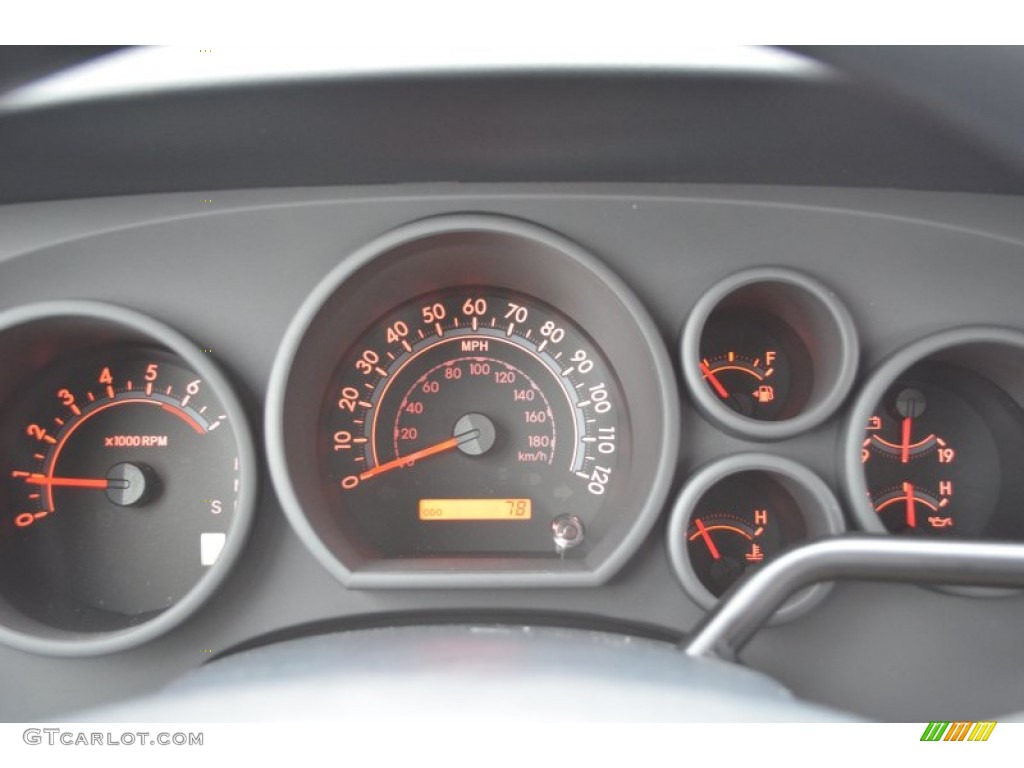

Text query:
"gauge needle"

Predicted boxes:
[[358, 428, 481, 481], [699, 362, 730, 400], [903, 481, 917, 528], [901, 416, 912, 464], [21, 473, 114, 489], [693, 517, 721, 560]]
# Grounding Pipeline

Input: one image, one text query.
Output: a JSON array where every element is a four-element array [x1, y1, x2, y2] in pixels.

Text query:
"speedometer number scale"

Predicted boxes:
[[324, 291, 624, 557]]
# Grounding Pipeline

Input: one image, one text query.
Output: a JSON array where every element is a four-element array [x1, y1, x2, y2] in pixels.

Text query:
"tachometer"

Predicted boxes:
[[0, 302, 255, 656], [267, 215, 678, 587]]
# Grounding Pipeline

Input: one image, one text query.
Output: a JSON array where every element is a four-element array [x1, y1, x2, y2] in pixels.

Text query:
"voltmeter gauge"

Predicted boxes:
[[843, 328, 1024, 595], [667, 454, 845, 623], [860, 363, 1019, 539]]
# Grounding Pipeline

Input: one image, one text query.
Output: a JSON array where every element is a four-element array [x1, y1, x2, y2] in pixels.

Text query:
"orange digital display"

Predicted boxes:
[[419, 498, 532, 521]]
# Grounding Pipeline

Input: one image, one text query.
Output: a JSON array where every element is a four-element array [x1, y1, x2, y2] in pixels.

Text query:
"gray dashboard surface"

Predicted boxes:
[[2, 183, 1024, 721]]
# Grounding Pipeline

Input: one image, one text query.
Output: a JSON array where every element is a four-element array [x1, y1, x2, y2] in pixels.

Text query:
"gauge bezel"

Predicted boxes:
[[841, 326, 1024, 595], [666, 453, 845, 623], [0, 301, 257, 657], [266, 214, 680, 588], [680, 267, 859, 440]]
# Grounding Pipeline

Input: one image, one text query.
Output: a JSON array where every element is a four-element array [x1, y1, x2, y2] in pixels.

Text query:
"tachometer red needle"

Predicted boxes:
[[700, 362, 730, 400], [359, 436, 461, 481], [694, 518, 721, 560], [901, 416, 912, 464], [23, 473, 110, 489], [904, 481, 917, 528]]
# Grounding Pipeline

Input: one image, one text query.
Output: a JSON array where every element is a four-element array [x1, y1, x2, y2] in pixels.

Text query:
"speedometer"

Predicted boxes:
[[267, 215, 678, 587], [325, 289, 623, 556]]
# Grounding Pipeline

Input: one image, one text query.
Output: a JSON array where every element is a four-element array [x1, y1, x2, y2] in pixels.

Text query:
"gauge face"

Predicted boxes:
[[860, 362, 1024, 539], [269, 215, 677, 586], [666, 455, 843, 621], [681, 268, 858, 440], [322, 289, 625, 557], [698, 309, 810, 421], [0, 346, 242, 632], [684, 472, 806, 596]]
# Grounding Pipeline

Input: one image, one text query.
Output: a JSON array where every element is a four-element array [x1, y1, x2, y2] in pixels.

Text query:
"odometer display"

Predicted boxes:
[[322, 289, 625, 557], [419, 498, 532, 521]]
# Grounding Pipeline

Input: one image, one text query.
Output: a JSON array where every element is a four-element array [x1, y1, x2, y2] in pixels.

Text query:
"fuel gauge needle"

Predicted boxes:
[[693, 517, 721, 560], [700, 362, 730, 400]]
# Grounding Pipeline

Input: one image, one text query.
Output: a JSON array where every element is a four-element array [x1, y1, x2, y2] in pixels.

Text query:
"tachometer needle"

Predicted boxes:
[[904, 481, 917, 528], [901, 416, 912, 464], [21, 473, 112, 489], [693, 517, 721, 560], [358, 428, 481, 481], [699, 362, 730, 400]]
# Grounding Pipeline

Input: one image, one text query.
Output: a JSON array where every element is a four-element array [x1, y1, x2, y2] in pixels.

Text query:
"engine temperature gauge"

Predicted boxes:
[[687, 499, 784, 597], [667, 455, 844, 623]]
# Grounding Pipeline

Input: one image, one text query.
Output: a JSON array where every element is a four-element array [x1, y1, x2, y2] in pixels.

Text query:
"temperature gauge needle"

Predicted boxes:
[[699, 362, 730, 400], [904, 481, 917, 528], [693, 517, 721, 560]]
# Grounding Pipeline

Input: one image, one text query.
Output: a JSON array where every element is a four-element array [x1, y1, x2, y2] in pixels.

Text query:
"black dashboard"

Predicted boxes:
[[2, 47, 1024, 722]]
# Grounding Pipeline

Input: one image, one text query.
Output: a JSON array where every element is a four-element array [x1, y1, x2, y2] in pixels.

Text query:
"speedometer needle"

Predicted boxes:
[[699, 362, 730, 400], [358, 428, 481, 481]]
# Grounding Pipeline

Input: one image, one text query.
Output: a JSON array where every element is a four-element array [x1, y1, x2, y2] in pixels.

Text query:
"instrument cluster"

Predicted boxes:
[[1, 208, 1024, 658]]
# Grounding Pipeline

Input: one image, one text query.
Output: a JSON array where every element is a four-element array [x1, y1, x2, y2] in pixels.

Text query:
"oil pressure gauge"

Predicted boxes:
[[847, 328, 1024, 546]]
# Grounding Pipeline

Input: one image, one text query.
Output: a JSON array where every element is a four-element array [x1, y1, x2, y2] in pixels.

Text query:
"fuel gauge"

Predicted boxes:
[[680, 267, 859, 440], [667, 454, 845, 623], [698, 310, 807, 421]]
